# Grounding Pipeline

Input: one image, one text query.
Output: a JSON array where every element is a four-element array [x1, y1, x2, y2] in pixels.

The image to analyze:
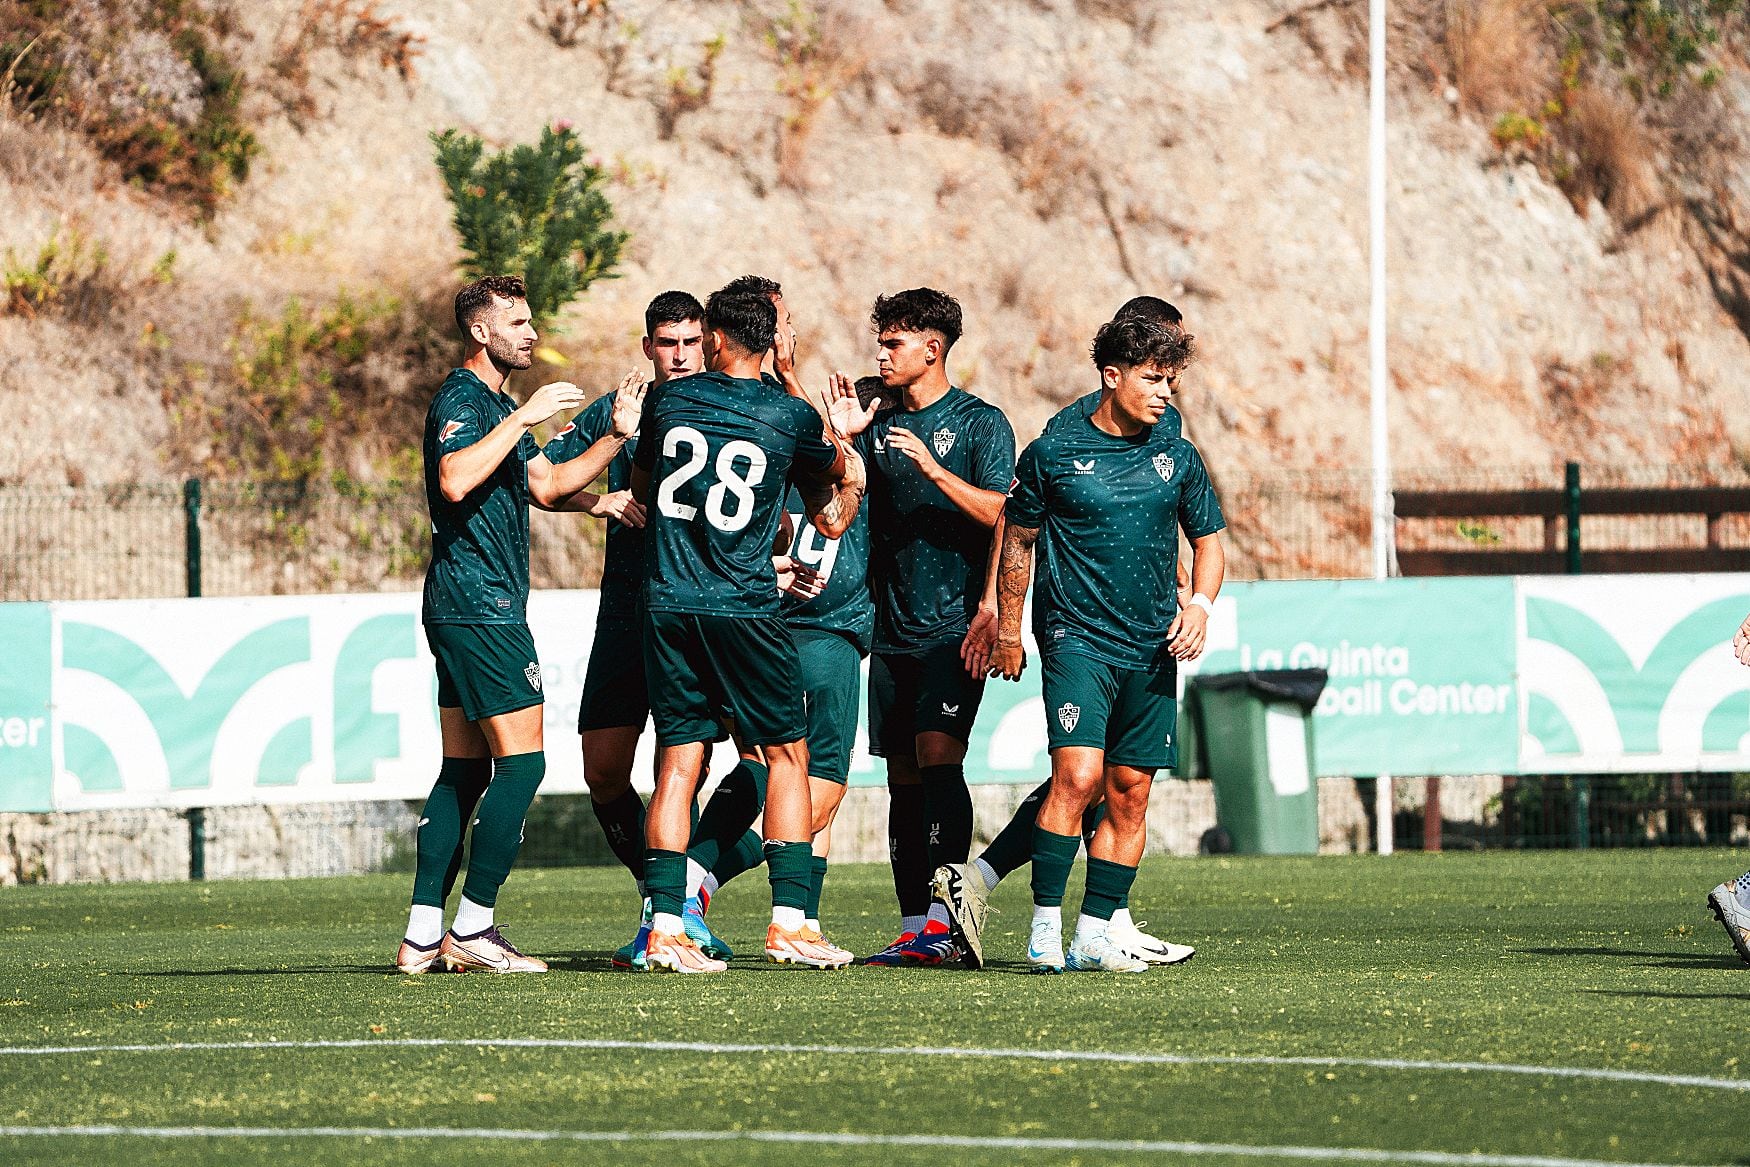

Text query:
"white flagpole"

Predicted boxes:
[[1369, 0, 1395, 855]]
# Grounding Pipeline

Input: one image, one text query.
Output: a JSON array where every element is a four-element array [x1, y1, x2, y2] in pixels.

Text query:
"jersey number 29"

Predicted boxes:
[[655, 426, 768, 532]]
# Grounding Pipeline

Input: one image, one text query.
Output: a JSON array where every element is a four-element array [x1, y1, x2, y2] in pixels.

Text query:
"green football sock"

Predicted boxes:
[[980, 779, 1050, 880], [459, 751, 544, 909], [644, 848, 687, 920], [688, 759, 768, 872], [709, 829, 766, 889], [765, 839, 812, 913], [1029, 826, 1081, 909], [805, 855, 830, 922], [411, 756, 490, 908], [1080, 856, 1138, 922]]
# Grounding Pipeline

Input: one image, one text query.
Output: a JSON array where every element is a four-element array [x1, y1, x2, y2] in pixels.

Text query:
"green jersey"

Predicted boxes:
[[543, 391, 641, 622], [1005, 416, 1225, 670], [1042, 392, 1181, 439], [782, 485, 874, 656], [854, 387, 1016, 654], [634, 371, 837, 617], [421, 368, 541, 625]]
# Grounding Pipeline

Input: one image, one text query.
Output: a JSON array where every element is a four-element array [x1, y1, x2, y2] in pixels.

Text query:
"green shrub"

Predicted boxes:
[[430, 123, 627, 329], [1, 0, 258, 214]]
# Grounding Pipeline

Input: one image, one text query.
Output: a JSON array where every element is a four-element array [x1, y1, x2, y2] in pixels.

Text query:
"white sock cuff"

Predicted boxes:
[[652, 911, 684, 936], [685, 859, 708, 898], [772, 905, 806, 930], [973, 857, 1001, 892], [451, 897, 493, 937], [405, 904, 444, 947]]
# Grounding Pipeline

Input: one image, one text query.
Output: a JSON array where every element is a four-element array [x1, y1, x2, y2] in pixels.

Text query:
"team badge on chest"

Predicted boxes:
[[933, 428, 957, 457], [1152, 452, 1175, 482]]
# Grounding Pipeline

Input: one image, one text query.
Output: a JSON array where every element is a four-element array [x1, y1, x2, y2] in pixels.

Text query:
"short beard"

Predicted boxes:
[[487, 333, 533, 371]]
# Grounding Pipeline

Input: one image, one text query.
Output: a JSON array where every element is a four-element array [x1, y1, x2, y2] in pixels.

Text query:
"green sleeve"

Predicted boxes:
[[1177, 443, 1227, 539], [1005, 439, 1048, 530]]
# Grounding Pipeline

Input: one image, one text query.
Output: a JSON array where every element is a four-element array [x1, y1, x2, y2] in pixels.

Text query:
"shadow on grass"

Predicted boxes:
[[1511, 947, 1729, 962], [1582, 988, 1750, 1003]]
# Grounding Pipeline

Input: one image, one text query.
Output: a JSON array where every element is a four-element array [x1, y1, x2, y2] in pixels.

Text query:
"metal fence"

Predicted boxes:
[[5, 462, 1744, 602]]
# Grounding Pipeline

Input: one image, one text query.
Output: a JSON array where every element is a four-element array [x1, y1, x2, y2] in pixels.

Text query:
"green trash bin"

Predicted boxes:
[[1184, 669, 1328, 855]]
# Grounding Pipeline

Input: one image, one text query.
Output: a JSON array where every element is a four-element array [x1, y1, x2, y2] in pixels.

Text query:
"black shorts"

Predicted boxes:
[[577, 616, 650, 733], [425, 622, 544, 723], [644, 610, 806, 747], [868, 640, 987, 758]]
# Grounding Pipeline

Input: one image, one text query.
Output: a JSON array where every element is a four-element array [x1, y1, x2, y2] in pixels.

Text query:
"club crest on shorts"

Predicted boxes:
[[1057, 702, 1081, 732], [933, 428, 957, 457], [524, 662, 542, 691], [1152, 452, 1175, 482]]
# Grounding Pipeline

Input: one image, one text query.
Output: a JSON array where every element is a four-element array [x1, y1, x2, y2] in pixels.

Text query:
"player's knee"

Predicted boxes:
[[584, 767, 632, 801]]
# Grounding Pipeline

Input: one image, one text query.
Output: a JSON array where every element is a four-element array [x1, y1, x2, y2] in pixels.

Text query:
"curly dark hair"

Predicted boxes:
[[454, 274, 527, 338], [869, 287, 962, 352], [1112, 295, 1183, 327], [1090, 317, 1195, 372]]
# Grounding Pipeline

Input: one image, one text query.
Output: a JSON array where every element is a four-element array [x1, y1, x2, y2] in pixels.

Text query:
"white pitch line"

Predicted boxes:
[[0, 1036, 1744, 1094], [0, 1124, 1727, 1167]]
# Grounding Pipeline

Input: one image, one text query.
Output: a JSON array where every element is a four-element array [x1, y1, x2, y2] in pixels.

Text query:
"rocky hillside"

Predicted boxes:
[[2, 0, 1747, 580]]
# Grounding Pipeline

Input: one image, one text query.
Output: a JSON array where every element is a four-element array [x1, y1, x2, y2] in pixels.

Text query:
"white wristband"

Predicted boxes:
[[1188, 593, 1216, 616]]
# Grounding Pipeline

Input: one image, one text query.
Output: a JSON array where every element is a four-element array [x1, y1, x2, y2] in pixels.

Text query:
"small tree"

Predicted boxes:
[[431, 123, 626, 327]]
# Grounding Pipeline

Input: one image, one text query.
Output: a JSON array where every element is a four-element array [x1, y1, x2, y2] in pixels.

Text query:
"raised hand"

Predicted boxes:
[[1736, 611, 1750, 667], [885, 427, 940, 478], [520, 380, 586, 427], [826, 371, 880, 436], [611, 370, 646, 438]]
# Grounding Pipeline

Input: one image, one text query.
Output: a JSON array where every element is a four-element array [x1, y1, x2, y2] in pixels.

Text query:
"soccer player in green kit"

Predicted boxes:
[[683, 373, 885, 954], [940, 295, 1200, 968], [994, 314, 1226, 973], [541, 290, 704, 967], [855, 289, 1017, 966], [630, 283, 866, 973], [397, 275, 642, 975]]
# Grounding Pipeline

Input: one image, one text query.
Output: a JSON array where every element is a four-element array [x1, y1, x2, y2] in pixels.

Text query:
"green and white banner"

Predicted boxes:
[[2, 575, 1748, 811]]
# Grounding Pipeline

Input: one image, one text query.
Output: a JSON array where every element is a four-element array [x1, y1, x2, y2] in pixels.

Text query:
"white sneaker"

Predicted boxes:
[[1066, 930, 1150, 973], [931, 863, 991, 969], [1707, 872, 1750, 967], [1026, 915, 1064, 975], [1108, 919, 1195, 966]]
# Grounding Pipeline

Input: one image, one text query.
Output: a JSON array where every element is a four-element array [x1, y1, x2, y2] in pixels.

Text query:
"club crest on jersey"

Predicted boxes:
[[873, 434, 888, 452], [1152, 452, 1175, 482], [932, 428, 957, 457], [1057, 702, 1081, 732], [439, 419, 464, 443], [524, 662, 542, 692], [554, 422, 575, 438]]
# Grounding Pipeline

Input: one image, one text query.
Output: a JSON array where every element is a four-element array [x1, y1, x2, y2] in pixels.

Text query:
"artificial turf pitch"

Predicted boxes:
[[1, 849, 1745, 1166]]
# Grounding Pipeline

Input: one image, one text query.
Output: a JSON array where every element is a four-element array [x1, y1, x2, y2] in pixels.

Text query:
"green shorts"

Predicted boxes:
[[425, 622, 544, 723], [868, 640, 986, 758], [796, 629, 863, 785], [644, 610, 805, 748], [577, 616, 649, 733], [1041, 650, 1177, 769]]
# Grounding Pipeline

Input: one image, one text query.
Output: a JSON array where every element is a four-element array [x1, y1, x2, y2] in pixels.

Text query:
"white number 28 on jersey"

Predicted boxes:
[[655, 426, 769, 532]]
